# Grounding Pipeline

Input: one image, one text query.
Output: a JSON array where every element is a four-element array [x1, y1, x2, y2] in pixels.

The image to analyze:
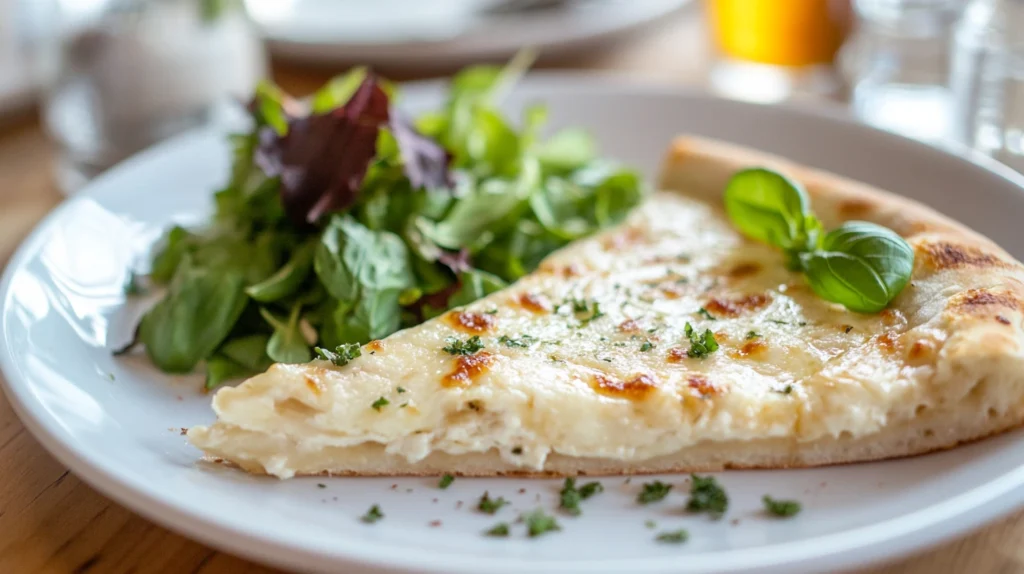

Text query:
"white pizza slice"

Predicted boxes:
[[187, 136, 1024, 478]]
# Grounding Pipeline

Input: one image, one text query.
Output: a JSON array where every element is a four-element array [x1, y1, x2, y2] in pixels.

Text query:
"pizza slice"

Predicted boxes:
[[187, 136, 1024, 478]]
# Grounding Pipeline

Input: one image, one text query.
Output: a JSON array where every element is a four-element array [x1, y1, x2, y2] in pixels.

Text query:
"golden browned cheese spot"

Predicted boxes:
[[687, 374, 720, 397], [952, 289, 1022, 316], [304, 375, 323, 396], [601, 227, 646, 250], [837, 198, 874, 218], [875, 332, 901, 354], [907, 339, 936, 365], [445, 310, 497, 334], [714, 331, 730, 344], [618, 319, 642, 334], [442, 352, 495, 388], [704, 293, 771, 318], [920, 241, 1006, 270], [592, 372, 656, 401], [660, 285, 687, 299], [517, 292, 553, 314], [729, 338, 767, 359], [366, 340, 384, 353], [666, 347, 688, 363], [537, 261, 585, 278], [880, 308, 907, 328], [727, 262, 761, 279]]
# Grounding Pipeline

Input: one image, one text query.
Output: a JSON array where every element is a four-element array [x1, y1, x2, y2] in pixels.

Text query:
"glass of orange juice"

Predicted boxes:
[[706, 0, 852, 102]]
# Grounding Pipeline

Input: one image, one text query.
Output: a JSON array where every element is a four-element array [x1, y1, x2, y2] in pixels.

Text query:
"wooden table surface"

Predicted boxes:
[[1, 7, 1023, 574]]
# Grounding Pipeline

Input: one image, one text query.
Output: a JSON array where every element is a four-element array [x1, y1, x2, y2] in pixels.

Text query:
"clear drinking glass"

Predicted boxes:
[[949, 0, 1024, 172], [843, 0, 962, 142], [37, 0, 268, 193]]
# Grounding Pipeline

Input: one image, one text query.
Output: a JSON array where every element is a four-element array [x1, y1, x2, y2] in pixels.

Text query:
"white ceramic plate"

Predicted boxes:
[[4, 74, 1024, 574], [245, 0, 693, 66]]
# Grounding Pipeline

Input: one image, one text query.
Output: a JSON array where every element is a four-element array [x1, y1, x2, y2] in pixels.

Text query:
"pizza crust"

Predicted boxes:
[[190, 136, 1024, 477]]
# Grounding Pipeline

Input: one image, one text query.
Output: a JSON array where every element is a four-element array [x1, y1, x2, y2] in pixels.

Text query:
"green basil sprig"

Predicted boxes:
[[723, 169, 914, 313]]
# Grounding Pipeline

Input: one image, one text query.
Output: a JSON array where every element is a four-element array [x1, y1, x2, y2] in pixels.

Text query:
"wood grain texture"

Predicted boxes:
[[0, 7, 1020, 573]]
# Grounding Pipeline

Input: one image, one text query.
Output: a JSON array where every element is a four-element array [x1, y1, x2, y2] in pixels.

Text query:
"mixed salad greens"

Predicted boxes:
[[122, 55, 645, 389]]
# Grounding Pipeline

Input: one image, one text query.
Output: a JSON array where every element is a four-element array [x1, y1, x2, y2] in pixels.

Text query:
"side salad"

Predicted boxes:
[[122, 55, 645, 389]]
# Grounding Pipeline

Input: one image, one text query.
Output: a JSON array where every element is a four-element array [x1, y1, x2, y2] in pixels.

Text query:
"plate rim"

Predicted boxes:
[[4, 73, 1024, 574]]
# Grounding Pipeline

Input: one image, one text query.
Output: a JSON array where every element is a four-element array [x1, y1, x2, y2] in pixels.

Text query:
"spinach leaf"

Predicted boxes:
[[799, 221, 915, 313], [314, 215, 414, 303], [219, 334, 273, 371], [535, 128, 595, 173], [246, 241, 316, 302], [260, 306, 313, 364], [205, 354, 254, 391], [149, 226, 194, 283], [138, 260, 248, 373]]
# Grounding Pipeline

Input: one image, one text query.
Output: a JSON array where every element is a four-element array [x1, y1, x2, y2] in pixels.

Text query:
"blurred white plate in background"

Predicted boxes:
[[0, 0, 38, 118], [245, 0, 694, 66]]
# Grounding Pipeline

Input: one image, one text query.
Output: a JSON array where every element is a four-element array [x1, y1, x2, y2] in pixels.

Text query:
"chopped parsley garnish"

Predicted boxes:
[[579, 481, 604, 499], [315, 343, 362, 366], [775, 384, 793, 395], [511, 446, 523, 455], [485, 308, 499, 315], [443, 336, 485, 355], [371, 396, 389, 411], [763, 495, 802, 517], [523, 508, 561, 537], [567, 298, 604, 324], [844, 325, 854, 333], [639, 341, 654, 352], [697, 307, 717, 321], [478, 491, 509, 514], [559, 478, 604, 516], [745, 331, 761, 340], [499, 334, 537, 348], [645, 519, 657, 529], [656, 530, 689, 544], [637, 481, 673, 504], [686, 474, 728, 518], [317, 483, 326, 488], [684, 322, 719, 358], [361, 504, 384, 523], [397, 386, 407, 393], [439, 474, 455, 489], [399, 402, 409, 408], [485, 522, 510, 537]]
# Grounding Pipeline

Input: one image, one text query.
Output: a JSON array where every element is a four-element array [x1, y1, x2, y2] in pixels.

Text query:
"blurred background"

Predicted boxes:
[[0, 0, 1022, 203]]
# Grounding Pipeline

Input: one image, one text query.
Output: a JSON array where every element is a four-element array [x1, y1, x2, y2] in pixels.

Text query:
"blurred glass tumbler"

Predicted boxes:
[[38, 0, 267, 193], [949, 0, 1024, 172], [707, 0, 852, 103]]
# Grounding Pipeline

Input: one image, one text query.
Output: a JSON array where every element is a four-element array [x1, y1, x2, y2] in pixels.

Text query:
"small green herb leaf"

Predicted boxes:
[[687, 474, 728, 518], [439, 474, 455, 489], [684, 322, 719, 359], [478, 492, 508, 514], [315, 342, 362, 366], [637, 481, 673, 504], [697, 307, 717, 321], [523, 509, 561, 537], [763, 495, 802, 517], [639, 341, 654, 352], [443, 335, 485, 355], [361, 504, 384, 523], [799, 221, 914, 313], [579, 481, 603, 499], [655, 530, 689, 544], [499, 334, 537, 348], [485, 522, 510, 537], [559, 478, 583, 516], [745, 331, 761, 340], [371, 397, 390, 411]]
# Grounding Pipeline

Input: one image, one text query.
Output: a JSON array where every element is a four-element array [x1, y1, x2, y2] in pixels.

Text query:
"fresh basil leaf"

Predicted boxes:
[[799, 221, 914, 313], [139, 261, 248, 373], [322, 289, 403, 346], [205, 354, 254, 391], [315, 215, 414, 303], [260, 306, 313, 364], [246, 241, 316, 303], [536, 128, 595, 173], [723, 168, 818, 253], [310, 67, 368, 113], [219, 334, 273, 371]]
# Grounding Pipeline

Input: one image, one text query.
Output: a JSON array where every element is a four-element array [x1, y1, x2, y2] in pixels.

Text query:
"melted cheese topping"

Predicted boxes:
[[189, 192, 944, 477]]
